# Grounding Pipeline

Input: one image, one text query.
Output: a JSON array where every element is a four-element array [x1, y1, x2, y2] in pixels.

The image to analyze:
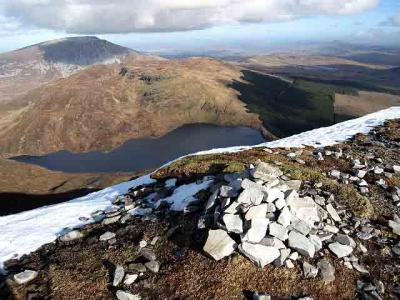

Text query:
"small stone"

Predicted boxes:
[[139, 248, 157, 261], [237, 188, 265, 206], [203, 230, 237, 261], [274, 248, 291, 267], [335, 234, 356, 248], [285, 260, 295, 268], [359, 243, 368, 253], [292, 220, 312, 236], [393, 165, 400, 174], [329, 170, 341, 179], [102, 215, 121, 225], [326, 204, 341, 222], [328, 242, 353, 258], [220, 185, 237, 198], [239, 242, 280, 268], [303, 261, 318, 278], [265, 188, 285, 203], [100, 231, 116, 241], [389, 220, 400, 235], [223, 214, 243, 234], [318, 259, 335, 284], [113, 265, 125, 286], [116, 290, 141, 300], [14, 270, 38, 285], [60, 230, 83, 242], [145, 261, 160, 273], [242, 219, 269, 243], [245, 204, 269, 220], [288, 231, 315, 258], [124, 274, 138, 285], [269, 222, 289, 241], [352, 262, 369, 274], [277, 207, 292, 227], [309, 235, 323, 251], [324, 224, 339, 234], [274, 198, 287, 210], [252, 292, 271, 300], [356, 170, 367, 178], [251, 162, 283, 182], [260, 237, 286, 249]]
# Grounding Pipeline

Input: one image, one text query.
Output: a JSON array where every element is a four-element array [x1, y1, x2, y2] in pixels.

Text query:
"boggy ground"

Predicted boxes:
[[1, 120, 400, 299]]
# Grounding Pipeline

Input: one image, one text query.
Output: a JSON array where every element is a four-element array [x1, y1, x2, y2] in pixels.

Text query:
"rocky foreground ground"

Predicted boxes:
[[1, 120, 400, 300]]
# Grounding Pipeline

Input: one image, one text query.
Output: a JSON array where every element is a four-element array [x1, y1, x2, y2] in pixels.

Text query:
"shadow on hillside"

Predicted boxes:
[[0, 189, 98, 216], [229, 70, 336, 138]]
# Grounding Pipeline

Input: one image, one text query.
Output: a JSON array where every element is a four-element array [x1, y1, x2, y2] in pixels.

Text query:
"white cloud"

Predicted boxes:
[[0, 0, 380, 34]]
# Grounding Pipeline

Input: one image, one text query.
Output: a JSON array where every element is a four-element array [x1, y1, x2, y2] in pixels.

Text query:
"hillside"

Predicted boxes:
[[1, 108, 399, 299], [0, 57, 264, 156], [0, 36, 135, 106]]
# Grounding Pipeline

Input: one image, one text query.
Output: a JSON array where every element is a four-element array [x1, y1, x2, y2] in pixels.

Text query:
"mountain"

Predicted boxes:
[[0, 36, 136, 105], [0, 57, 263, 155]]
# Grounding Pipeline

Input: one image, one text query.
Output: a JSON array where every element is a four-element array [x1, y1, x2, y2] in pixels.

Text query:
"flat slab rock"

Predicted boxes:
[[204, 229, 237, 261], [239, 242, 280, 268], [288, 231, 315, 258], [116, 290, 141, 300], [328, 242, 353, 258], [14, 270, 38, 285]]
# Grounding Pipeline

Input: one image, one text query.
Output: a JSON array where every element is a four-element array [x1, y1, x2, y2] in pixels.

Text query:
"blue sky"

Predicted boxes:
[[0, 0, 399, 53]]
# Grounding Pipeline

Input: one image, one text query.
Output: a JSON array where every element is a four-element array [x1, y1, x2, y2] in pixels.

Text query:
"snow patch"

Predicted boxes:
[[0, 175, 155, 268]]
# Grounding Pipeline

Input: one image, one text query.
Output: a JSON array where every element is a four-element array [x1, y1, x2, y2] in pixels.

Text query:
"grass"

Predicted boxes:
[[230, 70, 336, 138]]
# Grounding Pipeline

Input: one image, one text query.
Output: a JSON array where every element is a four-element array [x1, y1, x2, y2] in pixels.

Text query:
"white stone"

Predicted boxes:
[[285, 259, 295, 268], [274, 248, 291, 266], [239, 242, 280, 268], [100, 231, 116, 241], [245, 204, 269, 220], [277, 207, 292, 227], [242, 219, 269, 243], [223, 214, 243, 234], [303, 261, 318, 278], [389, 220, 400, 235], [356, 170, 367, 178], [329, 170, 341, 179], [116, 290, 141, 300], [124, 274, 138, 285], [251, 162, 283, 182], [237, 188, 265, 206], [260, 237, 286, 249], [203, 230, 237, 261], [328, 242, 353, 258], [326, 204, 341, 222], [288, 231, 315, 258], [113, 265, 125, 287], [287, 196, 320, 225], [335, 234, 356, 248], [324, 224, 339, 234], [60, 230, 83, 242], [265, 188, 285, 203], [309, 235, 323, 251], [269, 222, 289, 241], [14, 270, 38, 285], [393, 165, 400, 174], [224, 202, 240, 214], [292, 220, 312, 236], [275, 198, 287, 210], [352, 262, 369, 274]]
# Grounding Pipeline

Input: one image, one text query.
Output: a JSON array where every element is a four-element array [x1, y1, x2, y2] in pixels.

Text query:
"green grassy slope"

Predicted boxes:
[[231, 70, 337, 138]]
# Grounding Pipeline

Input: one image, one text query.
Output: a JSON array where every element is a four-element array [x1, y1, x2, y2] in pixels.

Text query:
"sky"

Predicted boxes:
[[0, 0, 399, 53]]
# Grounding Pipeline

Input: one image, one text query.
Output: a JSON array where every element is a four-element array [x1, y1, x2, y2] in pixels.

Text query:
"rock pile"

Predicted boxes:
[[202, 161, 369, 278]]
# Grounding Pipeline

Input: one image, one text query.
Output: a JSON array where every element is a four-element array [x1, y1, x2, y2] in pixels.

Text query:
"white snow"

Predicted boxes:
[[1, 107, 400, 268], [0, 175, 155, 268], [156, 180, 213, 211]]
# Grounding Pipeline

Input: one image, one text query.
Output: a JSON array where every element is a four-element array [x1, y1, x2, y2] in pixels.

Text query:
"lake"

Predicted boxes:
[[12, 124, 266, 173]]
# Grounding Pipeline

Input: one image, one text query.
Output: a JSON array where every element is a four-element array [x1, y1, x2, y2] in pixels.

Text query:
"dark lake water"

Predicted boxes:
[[12, 124, 265, 173]]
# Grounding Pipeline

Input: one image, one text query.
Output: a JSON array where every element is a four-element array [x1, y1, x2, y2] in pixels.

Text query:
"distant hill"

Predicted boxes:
[[0, 36, 136, 105], [0, 57, 263, 155]]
